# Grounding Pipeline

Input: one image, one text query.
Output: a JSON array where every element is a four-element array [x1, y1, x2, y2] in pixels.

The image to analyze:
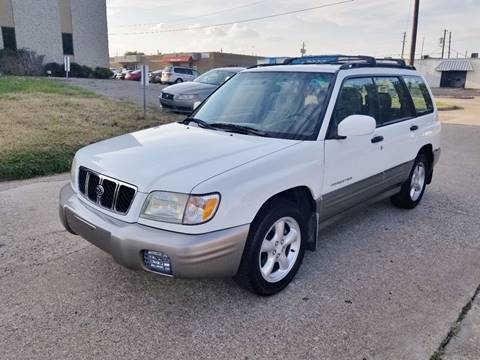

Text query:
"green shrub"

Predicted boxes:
[[94, 67, 113, 79], [68, 62, 92, 78], [44, 62, 64, 77]]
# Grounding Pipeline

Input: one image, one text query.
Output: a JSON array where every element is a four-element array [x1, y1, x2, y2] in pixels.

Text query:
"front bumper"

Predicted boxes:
[[159, 97, 194, 113], [59, 184, 249, 278]]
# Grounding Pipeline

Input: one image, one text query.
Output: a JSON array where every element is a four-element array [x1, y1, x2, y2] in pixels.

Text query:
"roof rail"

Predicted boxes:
[[247, 55, 416, 70], [281, 55, 416, 70], [283, 55, 375, 66]]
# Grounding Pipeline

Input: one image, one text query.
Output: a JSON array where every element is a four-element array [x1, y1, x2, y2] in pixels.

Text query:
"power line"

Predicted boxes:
[[116, 0, 270, 28], [109, 0, 354, 36]]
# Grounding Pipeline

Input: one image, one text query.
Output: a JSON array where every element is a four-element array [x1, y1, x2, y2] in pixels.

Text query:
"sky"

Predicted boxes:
[[107, 0, 479, 59]]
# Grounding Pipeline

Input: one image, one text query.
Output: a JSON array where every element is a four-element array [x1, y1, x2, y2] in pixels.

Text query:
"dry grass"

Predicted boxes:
[[0, 77, 182, 180]]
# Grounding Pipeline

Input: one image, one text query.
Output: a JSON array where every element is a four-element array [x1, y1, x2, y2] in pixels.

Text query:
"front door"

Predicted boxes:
[[322, 77, 385, 220]]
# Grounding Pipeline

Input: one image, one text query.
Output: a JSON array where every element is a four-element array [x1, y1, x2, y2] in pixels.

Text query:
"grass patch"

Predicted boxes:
[[0, 76, 182, 180], [0, 76, 96, 97], [436, 100, 463, 111]]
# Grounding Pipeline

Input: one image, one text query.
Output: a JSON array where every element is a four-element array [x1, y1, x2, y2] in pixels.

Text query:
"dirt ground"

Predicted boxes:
[[437, 96, 480, 126]]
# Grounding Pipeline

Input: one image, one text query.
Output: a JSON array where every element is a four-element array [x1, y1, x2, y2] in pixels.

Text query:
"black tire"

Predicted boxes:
[[175, 78, 183, 83], [391, 153, 429, 209], [234, 199, 307, 296]]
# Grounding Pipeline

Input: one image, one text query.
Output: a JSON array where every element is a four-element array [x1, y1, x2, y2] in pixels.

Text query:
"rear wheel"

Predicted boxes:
[[391, 153, 429, 209], [234, 199, 306, 296], [175, 78, 183, 84]]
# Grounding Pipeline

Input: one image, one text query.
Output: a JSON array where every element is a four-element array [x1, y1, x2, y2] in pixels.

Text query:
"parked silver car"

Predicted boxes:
[[160, 66, 199, 84], [159, 67, 245, 113]]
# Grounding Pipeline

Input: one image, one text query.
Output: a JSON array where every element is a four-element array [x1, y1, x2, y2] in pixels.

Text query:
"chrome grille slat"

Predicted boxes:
[[77, 167, 137, 215]]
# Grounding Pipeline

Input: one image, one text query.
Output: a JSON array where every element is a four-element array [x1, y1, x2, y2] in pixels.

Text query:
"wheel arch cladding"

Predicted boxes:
[[254, 186, 318, 252], [418, 144, 434, 184]]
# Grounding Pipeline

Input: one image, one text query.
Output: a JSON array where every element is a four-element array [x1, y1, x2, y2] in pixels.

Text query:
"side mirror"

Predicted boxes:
[[337, 115, 376, 138], [193, 101, 201, 110]]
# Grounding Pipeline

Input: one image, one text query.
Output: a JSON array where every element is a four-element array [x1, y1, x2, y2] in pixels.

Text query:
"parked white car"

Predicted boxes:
[[161, 66, 199, 84], [60, 55, 441, 295]]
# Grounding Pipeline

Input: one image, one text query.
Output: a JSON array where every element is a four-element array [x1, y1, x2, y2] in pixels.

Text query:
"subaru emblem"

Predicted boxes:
[[95, 184, 105, 197]]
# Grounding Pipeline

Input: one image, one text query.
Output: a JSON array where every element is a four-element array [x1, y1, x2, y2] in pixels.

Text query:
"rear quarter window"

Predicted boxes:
[[403, 75, 434, 116]]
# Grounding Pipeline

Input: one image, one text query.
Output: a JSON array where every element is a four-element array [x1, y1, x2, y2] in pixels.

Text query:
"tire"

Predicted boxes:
[[391, 153, 429, 209], [234, 199, 307, 296], [175, 78, 183, 83]]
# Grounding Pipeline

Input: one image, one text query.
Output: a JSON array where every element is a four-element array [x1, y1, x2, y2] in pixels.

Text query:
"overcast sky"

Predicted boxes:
[[107, 0, 479, 59]]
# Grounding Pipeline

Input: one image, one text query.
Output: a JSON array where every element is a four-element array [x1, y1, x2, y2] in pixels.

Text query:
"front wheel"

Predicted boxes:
[[175, 78, 183, 84], [234, 199, 306, 296], [391, 153, 429, 209]]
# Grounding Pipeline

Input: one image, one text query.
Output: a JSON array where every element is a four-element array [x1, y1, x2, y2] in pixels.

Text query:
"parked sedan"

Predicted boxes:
[[125, 70, 142, 81], [149, 69, 163, 83], [159, 67, 245, 113]]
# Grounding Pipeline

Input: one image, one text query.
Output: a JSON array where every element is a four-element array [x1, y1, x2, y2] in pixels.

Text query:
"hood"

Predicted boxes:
[[162, 81, 217, 95], [75, 123, 300, 193]]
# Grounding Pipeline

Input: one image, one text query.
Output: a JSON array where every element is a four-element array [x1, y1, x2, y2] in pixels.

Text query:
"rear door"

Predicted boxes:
[[370, 76, 418, 184]]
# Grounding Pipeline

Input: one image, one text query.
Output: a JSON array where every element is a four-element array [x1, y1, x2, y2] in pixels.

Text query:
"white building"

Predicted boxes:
[[0, 0, 109, 68], [415, 56, 480, 89]]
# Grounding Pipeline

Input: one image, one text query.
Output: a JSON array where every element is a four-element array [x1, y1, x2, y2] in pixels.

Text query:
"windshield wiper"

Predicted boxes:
[[209, 123, 268, 137], [180, 117, 217, 130]]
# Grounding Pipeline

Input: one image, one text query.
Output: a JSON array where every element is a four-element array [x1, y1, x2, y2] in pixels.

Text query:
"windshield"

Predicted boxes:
[[195, 69, 238, 85], [193, 71, 333, 140]]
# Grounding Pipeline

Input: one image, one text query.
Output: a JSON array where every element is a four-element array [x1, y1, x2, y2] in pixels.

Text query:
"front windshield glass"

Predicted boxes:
[[193, 71, 333, 140], [195, 69, 237, 85]]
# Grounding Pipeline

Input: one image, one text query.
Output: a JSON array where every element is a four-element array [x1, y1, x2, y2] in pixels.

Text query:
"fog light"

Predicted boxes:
[[143, 250, 172, 275]]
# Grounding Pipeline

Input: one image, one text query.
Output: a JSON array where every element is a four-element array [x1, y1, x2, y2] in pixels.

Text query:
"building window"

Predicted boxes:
[[62, 33, 74, 55], [1, 27, 17, 51]]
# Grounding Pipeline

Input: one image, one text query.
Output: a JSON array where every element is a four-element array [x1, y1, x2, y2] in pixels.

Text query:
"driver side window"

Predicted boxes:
[[330, 77, 377, 135]]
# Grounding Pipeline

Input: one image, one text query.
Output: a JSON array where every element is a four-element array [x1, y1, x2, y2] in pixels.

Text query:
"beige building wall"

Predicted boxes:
[[465, 60, 480, 89], [0, 0, 15, 27], [415, 58, 480, 89], [0, 0, 14, 48], [70, 0, 109, 68], [11, 0, 64, 63], [58, 0, 73, 33], [1, 0, 108, 68]]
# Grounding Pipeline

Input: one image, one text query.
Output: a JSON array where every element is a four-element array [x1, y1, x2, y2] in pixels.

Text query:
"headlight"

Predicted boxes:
[[140, 191, 220, 225], [175, 94, 198, 101]]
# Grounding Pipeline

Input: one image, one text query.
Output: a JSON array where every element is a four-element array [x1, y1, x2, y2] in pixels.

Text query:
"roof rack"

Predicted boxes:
[[281, 55, 415, 70]]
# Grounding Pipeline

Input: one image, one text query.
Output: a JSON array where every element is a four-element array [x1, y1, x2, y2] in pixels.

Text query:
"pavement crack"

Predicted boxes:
[[430, 282, 480, 360]]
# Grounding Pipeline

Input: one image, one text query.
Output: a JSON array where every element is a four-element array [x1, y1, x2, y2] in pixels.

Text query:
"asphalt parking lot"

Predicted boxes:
[[59, 77, 168, 108], [1, 95, 480, 359]]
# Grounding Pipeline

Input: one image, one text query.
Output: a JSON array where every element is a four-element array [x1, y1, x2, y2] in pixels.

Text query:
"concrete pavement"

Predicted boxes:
[[1, 123, 480, 359]]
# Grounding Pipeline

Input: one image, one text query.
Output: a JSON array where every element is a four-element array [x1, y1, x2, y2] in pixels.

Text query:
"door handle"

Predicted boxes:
[[371, 135, 384, 143], [410, 125, 419, 131]]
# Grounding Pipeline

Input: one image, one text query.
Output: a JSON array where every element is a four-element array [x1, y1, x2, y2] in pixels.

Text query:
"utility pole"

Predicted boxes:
[[401, 32, 407, 59], [448, 32, 452, 59], [409, 0, 420, 65], [300, 42, 307, 57], [441, 29, 447, 58]]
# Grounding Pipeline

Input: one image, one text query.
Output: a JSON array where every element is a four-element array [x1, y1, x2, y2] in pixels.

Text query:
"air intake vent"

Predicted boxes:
[[77, 167, 136, 215]]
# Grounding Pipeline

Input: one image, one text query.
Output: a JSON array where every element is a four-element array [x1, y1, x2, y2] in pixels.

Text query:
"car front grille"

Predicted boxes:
[[78, 167, 137, 215], [162, 92, 174, 100]]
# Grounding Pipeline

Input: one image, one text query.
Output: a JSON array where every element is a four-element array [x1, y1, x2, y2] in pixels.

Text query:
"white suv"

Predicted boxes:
[[59, 56, 441, 296], [161, 66, 199, 84]]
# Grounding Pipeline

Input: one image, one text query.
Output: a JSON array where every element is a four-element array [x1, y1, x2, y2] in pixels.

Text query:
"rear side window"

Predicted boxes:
[[403, 76, 434, 115], [373, 77, 413, 125], [331, 77, 378, 129]]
